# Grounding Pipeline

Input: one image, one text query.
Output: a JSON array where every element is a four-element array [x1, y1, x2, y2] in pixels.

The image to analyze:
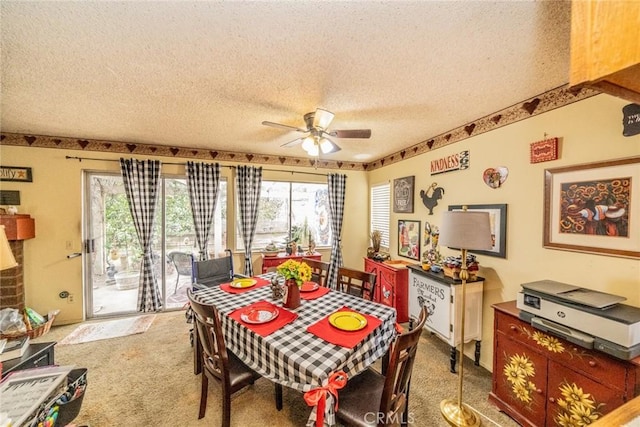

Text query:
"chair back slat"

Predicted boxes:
[[380, 306, 428, 421], [301, 257, 330, 288], [187, 289, 230, 384], [337, 266, 376, 300]]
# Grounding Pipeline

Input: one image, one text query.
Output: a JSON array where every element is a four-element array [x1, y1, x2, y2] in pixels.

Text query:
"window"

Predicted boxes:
[[236, 181, 331, 250], [164, 178, 227, 256], [370, 182, 390, 248]]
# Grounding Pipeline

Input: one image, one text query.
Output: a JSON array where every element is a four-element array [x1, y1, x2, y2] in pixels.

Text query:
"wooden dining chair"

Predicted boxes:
[[335, 306, 428, 427], [187, 290, 283, 426], [302, 257, 330, 287], [337, 266, 376, 301]]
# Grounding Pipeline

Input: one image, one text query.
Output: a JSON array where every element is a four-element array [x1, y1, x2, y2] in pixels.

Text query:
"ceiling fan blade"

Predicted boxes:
[[329, 129, 372, 138], [262, 121, 307, 133], [313, 108, 335, 129], [281, 137, 303, 148]]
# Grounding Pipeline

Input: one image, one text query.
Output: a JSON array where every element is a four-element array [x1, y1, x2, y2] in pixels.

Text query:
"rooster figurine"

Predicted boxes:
[[420, 183, 445, 215]]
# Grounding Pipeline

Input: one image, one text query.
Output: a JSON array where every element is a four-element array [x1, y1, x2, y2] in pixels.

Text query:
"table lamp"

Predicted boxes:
[[0, 225, 18, 270], [439, 207, 492, 427]]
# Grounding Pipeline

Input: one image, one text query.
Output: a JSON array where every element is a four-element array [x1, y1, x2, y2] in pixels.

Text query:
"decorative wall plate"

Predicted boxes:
[[483, 167, 508, 189]]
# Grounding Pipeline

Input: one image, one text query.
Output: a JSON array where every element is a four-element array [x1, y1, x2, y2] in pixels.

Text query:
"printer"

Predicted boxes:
[[516, 280, 640, 360]]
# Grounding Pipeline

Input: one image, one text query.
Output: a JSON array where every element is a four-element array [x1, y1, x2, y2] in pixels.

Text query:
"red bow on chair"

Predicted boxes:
[[304, 371, 348, 427]]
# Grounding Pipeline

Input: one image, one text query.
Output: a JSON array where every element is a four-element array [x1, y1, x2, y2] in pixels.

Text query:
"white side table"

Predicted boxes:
[[407, 265, 484, 373]]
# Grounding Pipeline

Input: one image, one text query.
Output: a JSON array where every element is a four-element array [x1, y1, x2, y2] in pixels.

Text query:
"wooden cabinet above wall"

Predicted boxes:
[[570, 0, 640, 103]]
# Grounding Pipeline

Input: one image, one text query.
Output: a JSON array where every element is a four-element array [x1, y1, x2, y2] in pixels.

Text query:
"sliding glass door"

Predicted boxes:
[[83, 171, 226, 318]]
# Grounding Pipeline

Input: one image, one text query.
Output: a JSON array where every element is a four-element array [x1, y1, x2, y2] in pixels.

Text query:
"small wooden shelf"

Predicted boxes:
[[0, 214, 35, 241]]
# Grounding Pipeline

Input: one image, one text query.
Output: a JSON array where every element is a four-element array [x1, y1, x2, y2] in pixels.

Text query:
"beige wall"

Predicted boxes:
[[0, 151, 368, 325], [0, 93, 638, 371], [368, 93, 640, 370]]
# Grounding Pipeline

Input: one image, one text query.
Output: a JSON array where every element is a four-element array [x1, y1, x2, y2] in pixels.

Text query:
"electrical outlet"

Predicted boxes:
[[68, 293, 74, 303]]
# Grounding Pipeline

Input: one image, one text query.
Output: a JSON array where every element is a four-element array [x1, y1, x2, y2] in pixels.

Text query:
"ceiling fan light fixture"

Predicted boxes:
[[306, 143, 320, 156], [314, 108, 335, 129], [319, 137, 337, 154], [301, 136, 315, 152]]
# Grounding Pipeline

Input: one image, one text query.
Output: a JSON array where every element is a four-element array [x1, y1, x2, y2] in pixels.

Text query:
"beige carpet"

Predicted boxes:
[[57, 315, 156, 346], [33, 311, 519, 426]]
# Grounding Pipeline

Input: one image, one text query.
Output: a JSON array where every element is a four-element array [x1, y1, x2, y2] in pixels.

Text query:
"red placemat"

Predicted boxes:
[[230, 300, 297, 337], [300, 286, 330, 300], [307, 306, 382, 348], [220, 277, 270, 294]]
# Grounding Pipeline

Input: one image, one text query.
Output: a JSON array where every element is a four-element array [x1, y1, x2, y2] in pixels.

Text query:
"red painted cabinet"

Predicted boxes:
[[363, 258, 409, 323], [490, 301, 640, 427], [261, 253, 321, 274]]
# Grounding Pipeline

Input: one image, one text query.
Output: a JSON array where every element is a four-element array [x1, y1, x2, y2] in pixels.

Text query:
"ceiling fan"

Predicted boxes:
[[262, 108, 371, 156]]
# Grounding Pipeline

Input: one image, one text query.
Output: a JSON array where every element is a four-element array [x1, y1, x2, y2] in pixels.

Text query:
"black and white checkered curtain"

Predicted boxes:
[[119, 158, 162, 312], [235, 165, 262, 276], [186, 162, 220, 261], [326, 173, 347, 289]]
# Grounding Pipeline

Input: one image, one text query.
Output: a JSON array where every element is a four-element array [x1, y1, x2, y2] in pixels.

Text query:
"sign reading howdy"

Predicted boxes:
[[0, 166, 33, 182], [429, 150, 469, 175]]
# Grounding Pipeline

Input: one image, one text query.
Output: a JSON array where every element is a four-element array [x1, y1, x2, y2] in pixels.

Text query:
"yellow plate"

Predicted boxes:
[[328, 311, 367, 331], [230, 278, 257, 289]]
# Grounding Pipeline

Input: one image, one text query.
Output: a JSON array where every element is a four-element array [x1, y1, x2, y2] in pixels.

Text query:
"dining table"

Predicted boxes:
[[191, 272, 398, 427]]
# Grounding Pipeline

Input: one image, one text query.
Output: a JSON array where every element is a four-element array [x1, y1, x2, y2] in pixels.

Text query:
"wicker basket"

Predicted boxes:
[[0, 309, 59, 340]]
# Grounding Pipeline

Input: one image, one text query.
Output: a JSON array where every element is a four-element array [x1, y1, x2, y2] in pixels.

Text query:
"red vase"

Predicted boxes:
[[283, 278, 301, 309]]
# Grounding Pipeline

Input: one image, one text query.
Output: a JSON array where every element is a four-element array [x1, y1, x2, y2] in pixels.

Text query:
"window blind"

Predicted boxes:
[[370, 182, 390, 248]]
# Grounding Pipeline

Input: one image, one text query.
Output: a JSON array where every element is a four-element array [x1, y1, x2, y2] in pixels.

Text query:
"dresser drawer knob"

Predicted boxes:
[[588, 360, 597, 367], [549, 397, 555, 403], [536, 388, 542, 394], [510, 325, 516, 331]]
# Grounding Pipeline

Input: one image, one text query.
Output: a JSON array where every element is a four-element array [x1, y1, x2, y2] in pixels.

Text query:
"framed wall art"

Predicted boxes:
[[544, 156, 639, 259], [398, 219, 420, 260], [448, 204, 507, 258], [393, 176, 415, 213]]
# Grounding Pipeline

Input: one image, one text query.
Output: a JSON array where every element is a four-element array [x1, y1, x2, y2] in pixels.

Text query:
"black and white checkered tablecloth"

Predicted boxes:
[[192, 273, 397, 426]]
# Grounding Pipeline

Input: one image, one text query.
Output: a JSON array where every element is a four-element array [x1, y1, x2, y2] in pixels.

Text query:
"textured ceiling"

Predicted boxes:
[[0, 1, 572, 163]]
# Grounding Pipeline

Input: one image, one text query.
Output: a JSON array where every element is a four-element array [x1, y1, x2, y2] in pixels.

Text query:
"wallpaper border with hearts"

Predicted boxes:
[[0, 85, 599, 171]]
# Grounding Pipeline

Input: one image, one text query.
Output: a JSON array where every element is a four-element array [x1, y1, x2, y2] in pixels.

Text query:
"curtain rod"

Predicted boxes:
[[64, 156, 329, 177]]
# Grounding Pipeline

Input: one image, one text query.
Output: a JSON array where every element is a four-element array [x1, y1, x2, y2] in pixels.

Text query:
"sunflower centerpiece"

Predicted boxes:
[[276, 259, 312, 286], [277, 260, 312, 309]]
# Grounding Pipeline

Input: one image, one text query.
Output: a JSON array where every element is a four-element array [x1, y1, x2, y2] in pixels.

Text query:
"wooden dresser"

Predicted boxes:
[[490, 301, 640, 427], [363, 258, 410, 323]]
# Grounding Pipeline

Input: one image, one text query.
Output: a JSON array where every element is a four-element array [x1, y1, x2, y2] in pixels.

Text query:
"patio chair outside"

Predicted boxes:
[[167, 251, 194, 294]]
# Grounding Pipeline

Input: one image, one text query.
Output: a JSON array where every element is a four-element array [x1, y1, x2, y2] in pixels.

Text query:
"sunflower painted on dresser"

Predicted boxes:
[[503, 353, 537, 404], [554, 380, 604, 426]]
